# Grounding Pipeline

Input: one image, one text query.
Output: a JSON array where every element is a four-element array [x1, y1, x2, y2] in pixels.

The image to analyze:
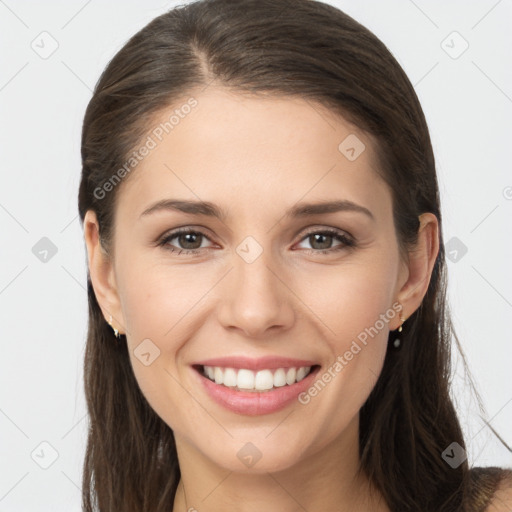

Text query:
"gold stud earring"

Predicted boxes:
[[393, 306, 407, 349], [398, 311, 406, 332], [108, 315, 120, 339]]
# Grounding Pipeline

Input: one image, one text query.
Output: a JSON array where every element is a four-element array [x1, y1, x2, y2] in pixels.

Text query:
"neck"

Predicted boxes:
[[171, 415, 389, 512]]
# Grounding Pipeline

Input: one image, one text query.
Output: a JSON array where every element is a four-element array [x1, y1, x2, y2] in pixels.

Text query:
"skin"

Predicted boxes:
[[487, 476, 512, 511], [84, 87, 439, 512]]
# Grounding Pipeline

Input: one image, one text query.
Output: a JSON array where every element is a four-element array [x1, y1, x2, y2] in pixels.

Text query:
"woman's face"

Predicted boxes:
[[87, 87, 415, 473]]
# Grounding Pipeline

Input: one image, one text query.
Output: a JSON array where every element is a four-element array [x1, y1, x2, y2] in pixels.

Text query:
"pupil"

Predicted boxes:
[[179, 233, 201, 249], [311, 233, 331, 250]]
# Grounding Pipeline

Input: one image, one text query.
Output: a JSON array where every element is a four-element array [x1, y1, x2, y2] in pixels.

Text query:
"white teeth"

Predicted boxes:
[[296, 367, 307, 381], [237, 369, 255, 390], [254, 369, 274, 390], [285, 367, 296, 385], [273, 368, 287, 387], [223, 367, 237, 387], [202, 365, 313, 391]]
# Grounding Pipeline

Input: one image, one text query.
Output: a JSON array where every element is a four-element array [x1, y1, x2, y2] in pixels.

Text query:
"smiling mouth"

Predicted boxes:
[[193, 364, 321, 392]]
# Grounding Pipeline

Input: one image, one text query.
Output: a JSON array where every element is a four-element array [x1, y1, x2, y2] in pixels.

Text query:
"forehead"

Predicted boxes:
[[116, 87, 391, 222]]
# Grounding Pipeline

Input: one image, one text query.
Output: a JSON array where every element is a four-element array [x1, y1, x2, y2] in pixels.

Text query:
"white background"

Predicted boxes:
[[1, 1, 511, 510]]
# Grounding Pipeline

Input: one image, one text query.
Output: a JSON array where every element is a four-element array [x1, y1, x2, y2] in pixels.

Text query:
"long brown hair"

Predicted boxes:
[[78, 0, 482, 509]]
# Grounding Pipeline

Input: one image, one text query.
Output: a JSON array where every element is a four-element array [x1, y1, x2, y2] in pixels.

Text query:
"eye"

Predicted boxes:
[[157, 228, 214, 255], [157, 226, 355, 256], [295, 228, 355, 254]]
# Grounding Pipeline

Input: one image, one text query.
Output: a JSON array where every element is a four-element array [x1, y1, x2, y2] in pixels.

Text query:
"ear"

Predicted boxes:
[[83, 210, 125, 335], [393, 212, 439, 328]]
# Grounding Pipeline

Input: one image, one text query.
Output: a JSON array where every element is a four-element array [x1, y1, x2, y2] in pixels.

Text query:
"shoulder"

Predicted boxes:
[[484, 469, 512, 511]]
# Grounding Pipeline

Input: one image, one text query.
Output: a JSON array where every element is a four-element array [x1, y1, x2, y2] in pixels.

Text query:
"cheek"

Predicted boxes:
[[290, 255, 396, 438], [115, 262, 204, 431], [295, 252, 398, 350], [118, 258, 207, 342], [302, 271, 392, 392], [115, 259, 226, 410]]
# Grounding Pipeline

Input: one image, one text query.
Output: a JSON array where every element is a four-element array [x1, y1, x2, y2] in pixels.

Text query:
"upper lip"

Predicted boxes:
[[193, 356, 319, 371]]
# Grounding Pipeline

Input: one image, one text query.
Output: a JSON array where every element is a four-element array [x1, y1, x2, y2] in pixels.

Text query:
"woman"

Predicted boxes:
[[78, 0, 512, 510]]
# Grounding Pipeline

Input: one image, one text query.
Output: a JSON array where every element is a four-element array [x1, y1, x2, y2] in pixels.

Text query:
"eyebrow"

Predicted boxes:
[[139, 199, 374, 221]]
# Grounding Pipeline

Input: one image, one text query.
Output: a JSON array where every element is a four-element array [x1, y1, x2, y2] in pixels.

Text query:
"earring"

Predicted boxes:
[[108, 315, 121, 339], [393, 308, 406, 349]]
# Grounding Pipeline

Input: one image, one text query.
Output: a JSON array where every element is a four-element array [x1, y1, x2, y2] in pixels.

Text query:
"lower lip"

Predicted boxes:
[[193, 366, 320, 416]]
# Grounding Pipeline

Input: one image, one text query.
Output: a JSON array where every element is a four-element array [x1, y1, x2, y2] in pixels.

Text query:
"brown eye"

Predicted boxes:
[[158, 229, 213, 254], [308, 233, 334, 250], [176, 232, 203, 250], [296, 228, 355, 254]]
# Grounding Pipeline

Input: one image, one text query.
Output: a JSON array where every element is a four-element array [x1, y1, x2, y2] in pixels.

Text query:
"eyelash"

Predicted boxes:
[[157, 227, 356, 256]]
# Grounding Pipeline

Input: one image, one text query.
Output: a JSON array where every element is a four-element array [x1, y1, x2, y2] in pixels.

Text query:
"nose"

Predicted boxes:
[[216, 248, 295, 338]]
